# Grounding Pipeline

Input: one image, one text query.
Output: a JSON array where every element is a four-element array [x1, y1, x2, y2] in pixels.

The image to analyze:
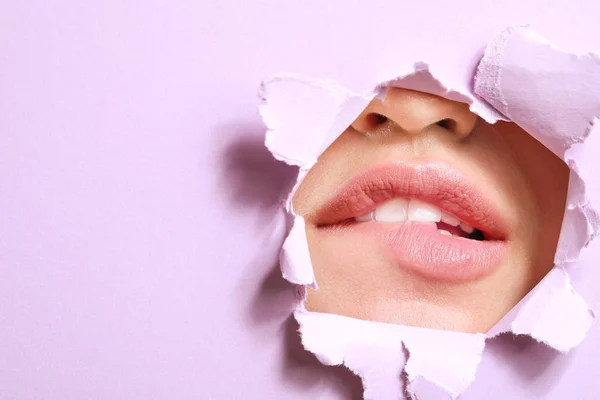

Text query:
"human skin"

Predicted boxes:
[[292, 88, 569, 333]]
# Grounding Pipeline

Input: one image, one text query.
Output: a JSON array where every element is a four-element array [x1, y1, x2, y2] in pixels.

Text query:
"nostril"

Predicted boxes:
[[436, 118, 457, 132], [366, 113, 388, 128], [350, 111, 389, 134], [435, 112, 477, 139]]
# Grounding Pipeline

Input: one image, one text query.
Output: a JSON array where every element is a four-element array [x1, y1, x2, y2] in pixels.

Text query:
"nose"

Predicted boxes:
[[351, 88, 477, 139]]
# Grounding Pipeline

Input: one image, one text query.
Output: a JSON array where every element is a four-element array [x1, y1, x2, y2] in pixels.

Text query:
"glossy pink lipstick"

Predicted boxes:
[[311, 163, 509, 282]]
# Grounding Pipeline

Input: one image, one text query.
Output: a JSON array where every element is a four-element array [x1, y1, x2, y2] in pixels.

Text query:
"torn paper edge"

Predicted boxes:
[[475, 26, 599, 351], [260, 65, 494, 399], [260, 26, 600, 400], [296, 311, 485, 400]]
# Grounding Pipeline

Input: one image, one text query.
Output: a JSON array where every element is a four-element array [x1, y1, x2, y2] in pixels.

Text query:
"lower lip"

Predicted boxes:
[[324, 221, 507, 282]]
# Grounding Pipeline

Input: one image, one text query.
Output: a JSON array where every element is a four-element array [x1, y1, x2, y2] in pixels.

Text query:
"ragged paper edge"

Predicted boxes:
[[260, 26, 600, 400], [259, 64, 504, 289], [295, 311, 485, 400], [475, 26, 599, 352], [260, 66, 496, 399]]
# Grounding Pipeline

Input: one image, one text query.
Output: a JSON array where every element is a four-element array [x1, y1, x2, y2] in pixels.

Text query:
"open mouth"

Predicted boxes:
[[310, 162, 509, 282], [346, 198, 486, 240]]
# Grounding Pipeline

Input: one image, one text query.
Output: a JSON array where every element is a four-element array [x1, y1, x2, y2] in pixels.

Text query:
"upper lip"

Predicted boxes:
[[310, 162, 508, 240]]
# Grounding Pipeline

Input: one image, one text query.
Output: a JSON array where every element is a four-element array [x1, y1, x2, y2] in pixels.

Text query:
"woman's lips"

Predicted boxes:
[[309, 163, 509, 282]]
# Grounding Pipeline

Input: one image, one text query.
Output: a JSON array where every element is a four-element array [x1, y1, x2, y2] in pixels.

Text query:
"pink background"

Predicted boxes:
[[1, 1, 600, 398]]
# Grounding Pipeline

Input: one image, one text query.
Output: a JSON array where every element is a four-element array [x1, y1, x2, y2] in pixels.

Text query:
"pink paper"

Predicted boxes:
[[262, 26, 600, 399], [4, 2, 600, 400]]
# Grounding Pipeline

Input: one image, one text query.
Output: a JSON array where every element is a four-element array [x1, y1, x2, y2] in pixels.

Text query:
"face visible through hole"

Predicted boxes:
[[292, 88, 569, 333]]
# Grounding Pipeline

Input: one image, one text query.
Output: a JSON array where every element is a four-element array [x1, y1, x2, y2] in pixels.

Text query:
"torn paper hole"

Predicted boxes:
[[260, 25, 600, 399]]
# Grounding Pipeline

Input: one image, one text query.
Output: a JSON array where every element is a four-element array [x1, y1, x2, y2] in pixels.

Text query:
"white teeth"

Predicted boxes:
[[442, 212, 476, 235], [460, 222, 474, 234], [354, 211, 373, 222], [356, 199, 472, 231], [441, 212, 460, 227], [408, 199, 442, 223], [374, 199, 409, 222]]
